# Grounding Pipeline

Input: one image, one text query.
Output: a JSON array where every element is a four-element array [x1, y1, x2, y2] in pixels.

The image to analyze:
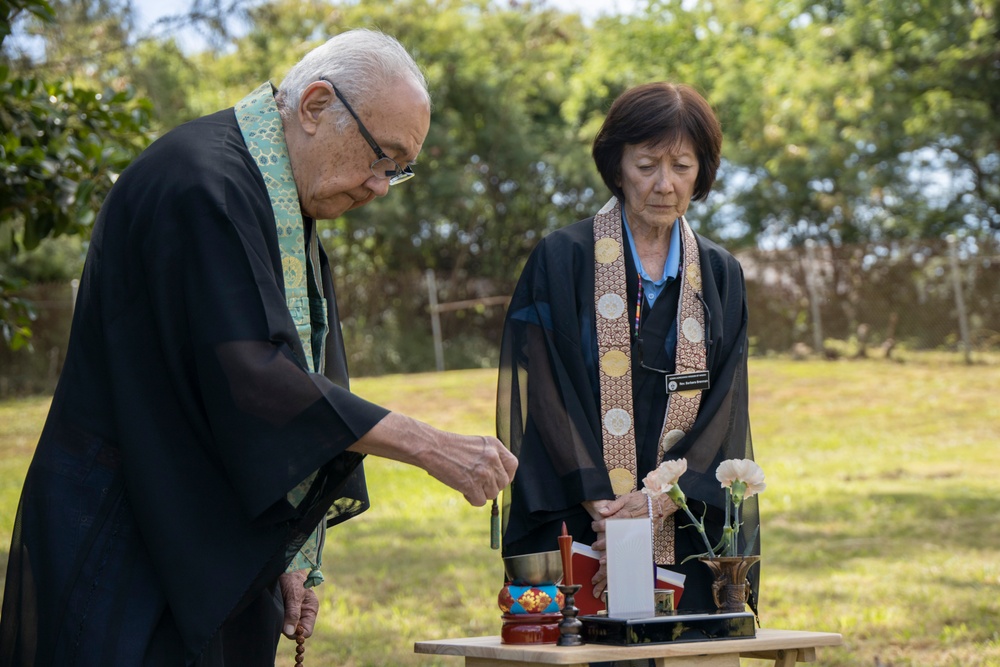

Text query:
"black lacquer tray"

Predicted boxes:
[[581, 609, 755, 646]]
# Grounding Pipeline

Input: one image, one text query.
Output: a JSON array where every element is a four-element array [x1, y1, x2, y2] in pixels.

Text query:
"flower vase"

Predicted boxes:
[[699, 555, 760, 613]]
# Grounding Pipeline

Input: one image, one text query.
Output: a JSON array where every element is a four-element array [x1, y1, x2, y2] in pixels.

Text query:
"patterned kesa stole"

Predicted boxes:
[[592, 197, 708, 564], [235, 82, 328, 587]]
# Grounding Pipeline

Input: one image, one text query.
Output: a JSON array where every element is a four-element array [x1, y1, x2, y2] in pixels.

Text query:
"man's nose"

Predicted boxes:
[[367, 175, 391, 197]]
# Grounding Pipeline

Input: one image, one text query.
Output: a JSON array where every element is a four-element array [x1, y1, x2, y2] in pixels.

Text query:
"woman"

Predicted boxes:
[[497, 82, 759, 613]]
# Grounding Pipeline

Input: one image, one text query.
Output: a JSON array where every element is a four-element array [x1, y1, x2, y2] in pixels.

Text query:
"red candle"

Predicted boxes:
[[558, 521, 573, 586]]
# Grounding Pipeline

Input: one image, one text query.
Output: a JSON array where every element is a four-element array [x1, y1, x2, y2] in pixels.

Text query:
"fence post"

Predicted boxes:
[[71, 278, 79, 313], [425, 269, 445, 372], [946, 235, 972, 365], [804, 240, 824, 354]]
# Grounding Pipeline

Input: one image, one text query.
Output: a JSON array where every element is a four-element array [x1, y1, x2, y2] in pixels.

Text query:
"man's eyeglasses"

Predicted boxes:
[[318, 77, 415, 185]]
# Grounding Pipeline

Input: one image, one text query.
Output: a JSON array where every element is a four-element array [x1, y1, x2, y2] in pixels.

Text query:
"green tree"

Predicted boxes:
[[184, 0, 604, 372], [321, 0, 604, 371], [574, 0, 999, 250], [1, 0, 154, 348], [822, 0, 1000, 240]]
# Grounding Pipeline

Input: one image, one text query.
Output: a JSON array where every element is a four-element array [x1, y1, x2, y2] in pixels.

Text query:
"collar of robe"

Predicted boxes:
[[235, 82, 327, 587], [592, 196, 708, 564]]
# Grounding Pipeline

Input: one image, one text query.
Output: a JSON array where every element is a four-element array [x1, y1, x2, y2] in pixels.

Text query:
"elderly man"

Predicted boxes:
[[0, 29, 516, 667]]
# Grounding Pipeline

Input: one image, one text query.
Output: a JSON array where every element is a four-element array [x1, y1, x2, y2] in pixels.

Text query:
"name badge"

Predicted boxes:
[[665, 370, 710, 393]]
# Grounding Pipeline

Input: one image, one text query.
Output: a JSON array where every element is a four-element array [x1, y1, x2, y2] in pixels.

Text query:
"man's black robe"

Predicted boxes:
[[496, 217, 760, 612], [0, 109, 388, 666]]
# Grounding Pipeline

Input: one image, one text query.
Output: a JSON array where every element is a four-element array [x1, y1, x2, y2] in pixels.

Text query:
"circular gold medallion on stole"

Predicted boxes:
[[601, 350, 629, 377], [595, 238, 621, 264], [686, 265, 702, 291], [663, 429, 686, 448], [608, 467, 635, 496]]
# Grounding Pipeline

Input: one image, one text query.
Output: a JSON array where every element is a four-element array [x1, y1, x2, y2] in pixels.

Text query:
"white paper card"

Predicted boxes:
[[605, 516, 655, 618]]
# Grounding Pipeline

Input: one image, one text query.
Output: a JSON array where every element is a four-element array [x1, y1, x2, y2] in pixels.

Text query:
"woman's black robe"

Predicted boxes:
[[496, 216, 759, 612], [0, 109, 388, 666]]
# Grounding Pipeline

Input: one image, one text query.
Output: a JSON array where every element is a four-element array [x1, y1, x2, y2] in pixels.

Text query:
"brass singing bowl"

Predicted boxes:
[[503, 550, 564, 586]]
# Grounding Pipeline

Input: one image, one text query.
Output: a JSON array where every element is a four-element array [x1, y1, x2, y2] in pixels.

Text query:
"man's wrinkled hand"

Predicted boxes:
[[427, 435, 517, 507], [279, 570, 319, 639], [348, 415, 517, 508]]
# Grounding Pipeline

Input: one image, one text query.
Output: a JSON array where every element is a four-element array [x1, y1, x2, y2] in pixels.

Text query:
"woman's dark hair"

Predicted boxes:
[[592, 82, 722, 203]]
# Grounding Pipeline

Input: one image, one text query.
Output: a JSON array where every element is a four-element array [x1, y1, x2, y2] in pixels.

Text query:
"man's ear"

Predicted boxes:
[[298, 81, 336, 136]]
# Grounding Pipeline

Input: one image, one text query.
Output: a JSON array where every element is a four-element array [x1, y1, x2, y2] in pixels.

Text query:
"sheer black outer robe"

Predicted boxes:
[[0, 109, 389, 666], [496, 216, 759, 612]]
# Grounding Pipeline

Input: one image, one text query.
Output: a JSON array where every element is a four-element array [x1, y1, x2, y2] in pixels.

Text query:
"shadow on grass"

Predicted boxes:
[[766, 489, 1000, 567], [331, 514, 506, 580]]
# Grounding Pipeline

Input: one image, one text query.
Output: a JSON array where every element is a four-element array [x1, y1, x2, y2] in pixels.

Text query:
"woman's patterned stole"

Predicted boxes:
[[592, 197, 708, 564], [235, 82, 327, 586]]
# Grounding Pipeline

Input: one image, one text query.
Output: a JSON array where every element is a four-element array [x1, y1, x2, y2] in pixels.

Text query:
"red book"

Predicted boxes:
[[655, 565, 686, 608], [570, 541, 686, 616]]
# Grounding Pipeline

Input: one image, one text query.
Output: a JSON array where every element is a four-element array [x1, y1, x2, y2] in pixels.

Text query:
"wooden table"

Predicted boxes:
[[414, 628, 843, 667]]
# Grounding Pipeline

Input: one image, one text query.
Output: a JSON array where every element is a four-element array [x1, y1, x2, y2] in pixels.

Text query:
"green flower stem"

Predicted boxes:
[[668, 486, 716, 557], [728, 501, 743, 557], [723, 488, 732, 554]]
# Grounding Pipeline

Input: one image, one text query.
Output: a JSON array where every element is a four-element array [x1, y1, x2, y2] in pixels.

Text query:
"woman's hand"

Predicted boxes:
[[597, 491, 649, 521], [581, 495, 644, 598], [594, 491, 679, 526], [580, 500, 610, 597], [580, 492, 680, 598]]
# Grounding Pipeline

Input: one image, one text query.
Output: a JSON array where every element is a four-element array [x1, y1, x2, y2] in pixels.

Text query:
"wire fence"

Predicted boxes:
[[738, 236, 999, 362], [2, 236, 997, 395]]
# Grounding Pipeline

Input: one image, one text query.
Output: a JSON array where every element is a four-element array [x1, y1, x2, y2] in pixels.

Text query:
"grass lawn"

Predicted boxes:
[[1, 356, 998, 666]]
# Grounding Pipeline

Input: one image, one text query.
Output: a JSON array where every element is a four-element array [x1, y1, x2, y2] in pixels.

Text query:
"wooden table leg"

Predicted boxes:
[[465, 658, 589, 667], [653, 653, 741, 667], [741, 646, 818, 666], [465, 652, 740, 667], [772, 649, 798, 667]]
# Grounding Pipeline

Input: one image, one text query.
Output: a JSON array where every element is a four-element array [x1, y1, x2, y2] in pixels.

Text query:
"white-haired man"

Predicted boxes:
[[0, 29, 516, 667]]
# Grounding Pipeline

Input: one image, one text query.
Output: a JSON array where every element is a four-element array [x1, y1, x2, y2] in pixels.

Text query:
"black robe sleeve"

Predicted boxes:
[[496, 219, 610, 548]]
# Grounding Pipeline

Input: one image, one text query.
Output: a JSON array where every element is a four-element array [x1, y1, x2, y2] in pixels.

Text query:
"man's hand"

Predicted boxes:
[[279, 569, 319, 639], [419, 433, 517, 506], [349, 413, 517, 506]]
